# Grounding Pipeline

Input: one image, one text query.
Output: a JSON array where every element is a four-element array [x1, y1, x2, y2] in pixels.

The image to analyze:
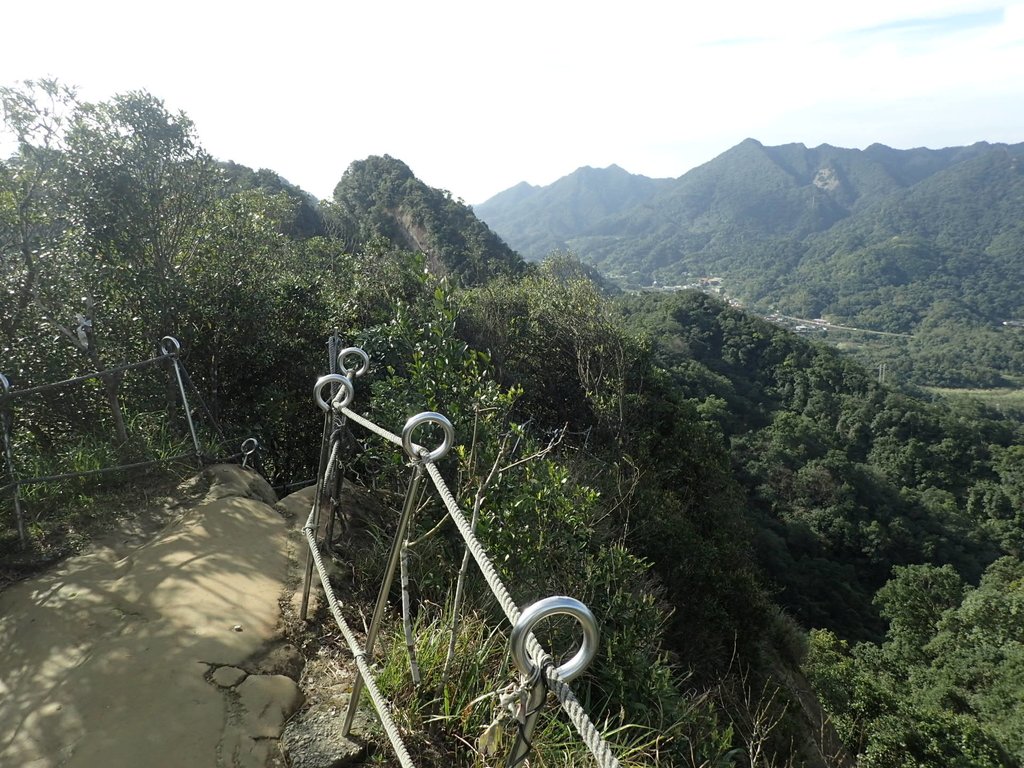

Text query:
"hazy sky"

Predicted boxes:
[[2, 1, 1022, 203]]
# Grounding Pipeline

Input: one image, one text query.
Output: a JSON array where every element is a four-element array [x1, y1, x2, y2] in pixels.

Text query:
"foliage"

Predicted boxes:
[[6, 83, 1024, 767], [476, 139, 1024, 387], [805, 557, 1024, 766], [619, 290, 1022, 641], [328, 155, 527, 285]]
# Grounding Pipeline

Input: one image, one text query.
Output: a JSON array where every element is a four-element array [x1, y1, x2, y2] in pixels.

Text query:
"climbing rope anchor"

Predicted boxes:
[[160, 336, 201, 461], [506, 597, 599, 767], [240, 438, 259, 469], [341, 410, 455, 737], [301, 372, 357, 620]]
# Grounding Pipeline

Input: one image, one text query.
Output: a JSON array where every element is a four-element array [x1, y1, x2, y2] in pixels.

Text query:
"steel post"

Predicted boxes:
[[342, 462, 425, 736]]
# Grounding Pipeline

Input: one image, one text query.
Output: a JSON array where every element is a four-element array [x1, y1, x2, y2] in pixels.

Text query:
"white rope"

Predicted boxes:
[[423, 461, 621, 768], [340, 405, 404, 448], [303, 503, 417, 768], [328, 404, 620, 768], [424, 461, 521, 622]]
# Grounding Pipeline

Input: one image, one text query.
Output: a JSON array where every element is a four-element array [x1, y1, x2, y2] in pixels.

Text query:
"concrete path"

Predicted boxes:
[[0, 465, 302, 768]]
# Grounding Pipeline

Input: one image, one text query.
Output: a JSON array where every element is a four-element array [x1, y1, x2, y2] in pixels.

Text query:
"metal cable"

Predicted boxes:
[[320, 438, 342, 501], [423, 460, 621, 768], [0, 355, 170, 402], [272, 478, 317, 493], [302, 504, 416, 768], [2, 452, 195, 489]]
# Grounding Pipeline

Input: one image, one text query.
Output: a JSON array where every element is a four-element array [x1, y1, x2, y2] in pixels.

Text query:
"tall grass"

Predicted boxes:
[[367, 602, 716, 767]]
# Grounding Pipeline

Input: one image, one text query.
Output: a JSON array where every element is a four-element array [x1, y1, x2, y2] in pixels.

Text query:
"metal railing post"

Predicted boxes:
[[160, 337, 201, 462], [342, 410, 454, 736], [301, 411, 331, 622], [302, 373, 356, 620], [323, 346, 368, 549], [342, 461, 424, 735]]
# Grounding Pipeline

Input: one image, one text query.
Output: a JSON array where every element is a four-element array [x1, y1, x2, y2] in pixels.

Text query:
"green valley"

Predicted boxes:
[[476, 140, 1024, 390]]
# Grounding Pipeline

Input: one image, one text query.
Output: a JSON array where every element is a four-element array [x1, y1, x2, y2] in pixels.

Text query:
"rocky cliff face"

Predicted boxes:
[[329, 155, 525, 285]]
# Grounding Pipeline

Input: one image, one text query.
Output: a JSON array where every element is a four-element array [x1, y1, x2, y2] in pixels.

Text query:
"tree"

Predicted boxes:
[[873, 564, 964, 666], [0, 79, 77, 348], [63, 90, 217, 346]]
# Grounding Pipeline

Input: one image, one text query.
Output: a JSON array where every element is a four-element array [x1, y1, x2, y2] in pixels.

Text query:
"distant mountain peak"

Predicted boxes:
[[473, 139, 1024, 323], [569, 163, 631, 177]]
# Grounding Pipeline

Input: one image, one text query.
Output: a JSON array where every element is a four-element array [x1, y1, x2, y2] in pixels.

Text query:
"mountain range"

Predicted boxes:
[[475, 139, 1024, 387], [476, 139, 1024, 318]]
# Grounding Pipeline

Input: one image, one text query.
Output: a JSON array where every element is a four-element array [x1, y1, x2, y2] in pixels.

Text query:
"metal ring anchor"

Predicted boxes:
[[159, 336, 182, 356], [241, 437, 259, 468], [510, 596, 599, 683], [0, 373, 9, 395], [336, 347, 370, 379], [401, 412, 454, 463], [313, 374, 354, 412]]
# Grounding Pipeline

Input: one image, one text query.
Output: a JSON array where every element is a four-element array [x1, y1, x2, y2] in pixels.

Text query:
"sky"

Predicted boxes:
[[2, 0, 1022, 204]]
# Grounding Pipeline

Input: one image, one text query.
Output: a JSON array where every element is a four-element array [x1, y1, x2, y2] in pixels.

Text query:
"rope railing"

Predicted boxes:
[[423, 460, 618, 768], [0, 337, 261, 548], [302, 436, 416, 768], [299, 343, 622, 768]]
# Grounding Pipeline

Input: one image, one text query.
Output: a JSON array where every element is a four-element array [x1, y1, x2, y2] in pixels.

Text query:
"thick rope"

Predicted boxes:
[[423, 461, 620, 768], [535, 646, 619, 768], [340, 405, 404, 449], [303, 503, 416, 768], [273, 478, 317, 493], [423, 462, 521, 622]]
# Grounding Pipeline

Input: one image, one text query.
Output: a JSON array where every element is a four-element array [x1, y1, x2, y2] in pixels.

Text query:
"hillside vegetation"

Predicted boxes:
[[3, 80, 1024, 767], [477, 140, 1024, 388]]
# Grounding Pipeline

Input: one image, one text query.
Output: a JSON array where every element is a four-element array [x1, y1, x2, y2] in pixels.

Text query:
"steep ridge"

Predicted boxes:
[[326, 155, 526, 285]]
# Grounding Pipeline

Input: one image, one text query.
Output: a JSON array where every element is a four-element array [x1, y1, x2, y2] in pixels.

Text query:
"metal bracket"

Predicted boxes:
[[241, 437, 259, 469], [337, 346, 370, 379], [313, 374, 354, 412]]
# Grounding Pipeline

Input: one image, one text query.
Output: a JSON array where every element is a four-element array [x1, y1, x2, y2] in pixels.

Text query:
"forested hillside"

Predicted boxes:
[[3, 80, 1024, 767], [477, 139, 1024, 387], [327, 154, 526, 285]]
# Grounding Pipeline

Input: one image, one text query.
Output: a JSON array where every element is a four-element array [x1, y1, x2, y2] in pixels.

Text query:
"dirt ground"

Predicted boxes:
[[0, 464, 307, 768]]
